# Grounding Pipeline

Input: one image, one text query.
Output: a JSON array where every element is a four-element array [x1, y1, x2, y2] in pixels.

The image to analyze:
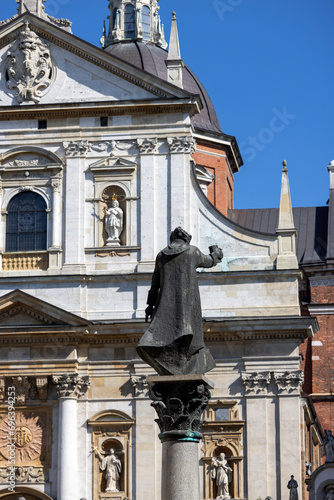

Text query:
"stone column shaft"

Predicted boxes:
[[162, 441, 200, 500], [51, 178, 61, 247], [57, 397, 78, 500]]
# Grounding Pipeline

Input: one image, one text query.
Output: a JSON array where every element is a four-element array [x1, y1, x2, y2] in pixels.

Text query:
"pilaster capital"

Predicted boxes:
[[167, 136, 196, 154], [52, 374, 90, 399], [130, 375, 148, 397], [137, 138, 158, 154], [273, 370, 304, 394], [242, 371, 271, 395]]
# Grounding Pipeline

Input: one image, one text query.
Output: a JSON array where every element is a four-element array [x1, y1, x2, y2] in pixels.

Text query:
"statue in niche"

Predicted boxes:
[[137, 227, 223, 375], [211, 452, 232, 499], [287, 475, 298, 500], [104, 195, 123, 246], [95, 447, 122, 492], [324, 430, 334, 462]]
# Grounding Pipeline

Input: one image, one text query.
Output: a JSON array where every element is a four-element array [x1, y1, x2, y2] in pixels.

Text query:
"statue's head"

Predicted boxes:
[[109, 448, 115, 454], [219, 453, 225, 459], [111, 200, 119, 208], [170, 227, 192, 244]]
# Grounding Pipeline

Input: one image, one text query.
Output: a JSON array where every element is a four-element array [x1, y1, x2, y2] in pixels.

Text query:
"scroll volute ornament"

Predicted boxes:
[[5, 23, 54, 103]]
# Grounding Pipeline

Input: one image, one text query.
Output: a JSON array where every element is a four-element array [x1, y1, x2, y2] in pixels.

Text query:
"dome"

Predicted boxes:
[[105, 41, 223, 135]]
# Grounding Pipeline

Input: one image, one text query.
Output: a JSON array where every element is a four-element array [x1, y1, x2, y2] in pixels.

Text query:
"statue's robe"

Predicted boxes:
[[137, 242, 217, 375]]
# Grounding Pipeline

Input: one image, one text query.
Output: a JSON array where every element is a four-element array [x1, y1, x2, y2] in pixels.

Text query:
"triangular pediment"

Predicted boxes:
[[0, 13, 195, 108], [0, 290, 89, 328], [89, 155, 137, 175]]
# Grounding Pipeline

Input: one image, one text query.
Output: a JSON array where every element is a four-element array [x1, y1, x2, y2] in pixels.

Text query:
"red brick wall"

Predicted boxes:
[[304, 284, 334, 431], [193, 140, 234, 216]]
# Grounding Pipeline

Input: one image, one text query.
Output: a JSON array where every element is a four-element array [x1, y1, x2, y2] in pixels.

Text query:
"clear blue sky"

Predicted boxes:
[[1, 0, 333, 209]]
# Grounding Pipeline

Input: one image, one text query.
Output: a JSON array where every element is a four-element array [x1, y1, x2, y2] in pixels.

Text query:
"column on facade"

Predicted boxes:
[[52, 374, 90, 500], [242, 371, 271, 500], [274, 371, 304, 498], [63, 143, 87, 269], [167, 136, 194, 232], [50, 176, 61, 248], [131, 370, 160, 500], [137, 138, 158, 269]]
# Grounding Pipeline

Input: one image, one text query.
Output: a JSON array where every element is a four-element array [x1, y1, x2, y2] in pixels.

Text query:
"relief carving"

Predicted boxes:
[[167, 136, 196, 154], [52, 374, 90, 398], [273, 370, 304, 393], [137, 138, 158, 154], [130, 375, 148, 397], [0, 465, 46, 483], [0, 411, 45, 464], [242, 371, 270, 394], [5, 23, 54, 103]]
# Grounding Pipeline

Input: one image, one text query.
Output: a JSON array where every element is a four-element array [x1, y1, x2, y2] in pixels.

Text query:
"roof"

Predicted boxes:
[[105, 41, 223, 135], [228, 206, 329, 265]]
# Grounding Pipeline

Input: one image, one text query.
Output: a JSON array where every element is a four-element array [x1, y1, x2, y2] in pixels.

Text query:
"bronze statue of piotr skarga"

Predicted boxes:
[[137, 227, 223, 376]]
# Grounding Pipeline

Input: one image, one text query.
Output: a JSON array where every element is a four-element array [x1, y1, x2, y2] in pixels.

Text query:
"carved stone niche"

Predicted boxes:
[[202, 400, 245, 500], [101, 186, 126, 247], [88, 410, 135, 500], [88, 157, 137, 250]]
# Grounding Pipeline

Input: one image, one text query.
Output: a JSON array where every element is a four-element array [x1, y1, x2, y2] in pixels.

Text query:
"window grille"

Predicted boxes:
[[124, 4, 135, 39], [6, 192, 47, 252], [142, 6, 150, 40]]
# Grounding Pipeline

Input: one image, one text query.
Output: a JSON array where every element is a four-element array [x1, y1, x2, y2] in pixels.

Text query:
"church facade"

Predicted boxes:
[[0, 1, 324, 500]]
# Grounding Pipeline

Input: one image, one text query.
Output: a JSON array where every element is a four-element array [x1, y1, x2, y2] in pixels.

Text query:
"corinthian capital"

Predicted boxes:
[[52, 374, 90, 399]]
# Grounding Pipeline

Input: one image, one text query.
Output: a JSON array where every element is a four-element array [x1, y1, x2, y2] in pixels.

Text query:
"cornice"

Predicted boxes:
[[0, 99, 200, 122]]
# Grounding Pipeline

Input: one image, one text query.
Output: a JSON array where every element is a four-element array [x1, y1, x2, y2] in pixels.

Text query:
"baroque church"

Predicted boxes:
[[0, 0, 330, 499]]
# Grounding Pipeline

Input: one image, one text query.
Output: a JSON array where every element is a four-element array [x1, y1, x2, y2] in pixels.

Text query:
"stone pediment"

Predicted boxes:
[[0, 290, 89, 328], [0, 14, 195, 108], [89, 156, 137, 180]]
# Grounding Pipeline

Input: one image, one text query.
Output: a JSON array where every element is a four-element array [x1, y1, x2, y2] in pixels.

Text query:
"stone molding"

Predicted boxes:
[[310, 277, 334, 287], [167, 136, 196, 154], [273, 370, 304, 393], [52, 374, 90, 398], [5, 23, 54, 103], [242, 371, 271, 395], [137, 138, 158, 154]]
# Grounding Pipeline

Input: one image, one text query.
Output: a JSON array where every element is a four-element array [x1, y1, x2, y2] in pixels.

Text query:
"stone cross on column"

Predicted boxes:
[[16, 0, 46, 16]]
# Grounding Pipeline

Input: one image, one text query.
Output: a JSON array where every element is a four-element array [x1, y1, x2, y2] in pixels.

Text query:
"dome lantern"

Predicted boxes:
[[101, 0, 167, 49]]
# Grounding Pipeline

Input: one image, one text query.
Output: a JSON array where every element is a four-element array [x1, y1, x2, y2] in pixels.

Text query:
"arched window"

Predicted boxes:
[[142, 6, 151, 40], [6, 192, 47, 252], [124, 4, 135, 39]]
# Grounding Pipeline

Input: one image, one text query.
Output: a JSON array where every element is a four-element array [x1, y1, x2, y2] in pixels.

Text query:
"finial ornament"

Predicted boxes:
[[283, 159, 287, 167]]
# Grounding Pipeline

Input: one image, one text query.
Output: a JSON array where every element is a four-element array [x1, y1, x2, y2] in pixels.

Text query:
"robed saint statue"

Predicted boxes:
[[137, 227, 223, 375]]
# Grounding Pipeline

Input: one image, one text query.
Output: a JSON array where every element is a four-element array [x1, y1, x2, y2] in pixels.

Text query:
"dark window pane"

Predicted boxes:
[[6, 192, 47, 252], [124, 4, 135, 38], [142, 6, 150, 40]]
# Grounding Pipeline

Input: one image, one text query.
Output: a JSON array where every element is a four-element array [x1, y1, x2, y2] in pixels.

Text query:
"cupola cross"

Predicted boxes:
[[16, 0, 46, 16]]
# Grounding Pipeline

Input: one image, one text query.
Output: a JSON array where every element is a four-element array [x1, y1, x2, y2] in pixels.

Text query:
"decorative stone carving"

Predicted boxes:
[[196, 165, 215, 195], [10, 376, 31, 404], [148, 377, 211, 441], [211, 452, 232, 500], [274, 370, 304, 393], [137, 138, 158, 154], [4, 156, 48, 168], [0, 411, 45, 464], [167, 136, 196, 154], [52, 374, 90, 398], [324, 430, 334, 463], [0, 466, 46, 483], [63, 140, 91, 157], [105, 198, 124, 247], [36, 377, 48, 400], [242, 371, 270, 394], [5, 23, 53, 103], [95, 447, 122, 493], [0, 379, 5, 402], [130, 375, 148, 397], [287, 475, 299, 500]]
